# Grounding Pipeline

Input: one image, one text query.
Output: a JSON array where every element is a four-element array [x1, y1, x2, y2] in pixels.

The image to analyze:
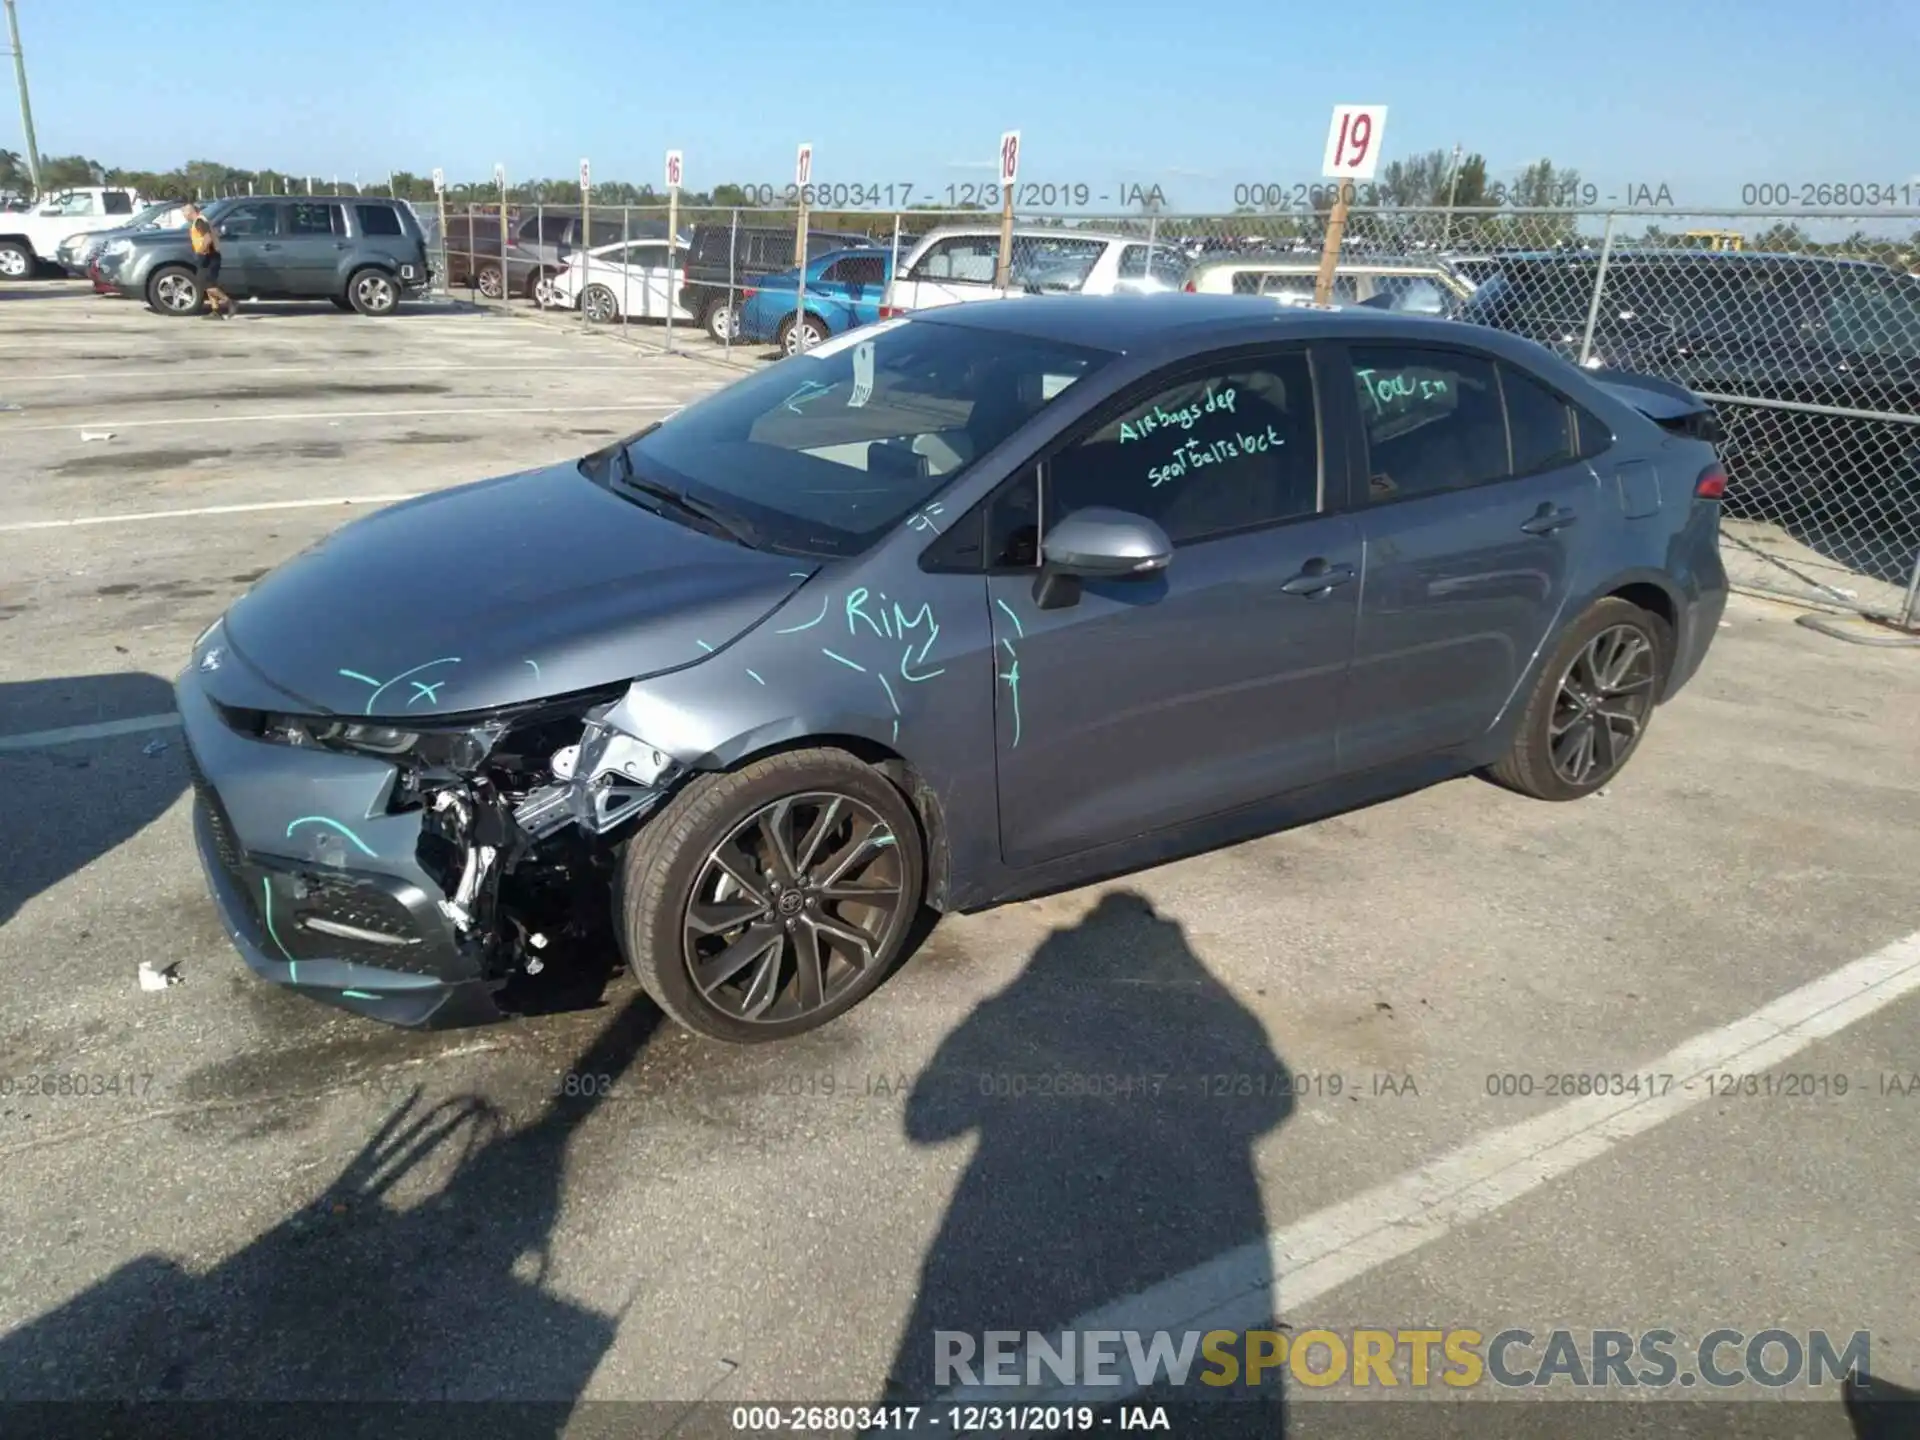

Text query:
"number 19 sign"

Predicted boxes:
[[1322, 104, 1387, 181]]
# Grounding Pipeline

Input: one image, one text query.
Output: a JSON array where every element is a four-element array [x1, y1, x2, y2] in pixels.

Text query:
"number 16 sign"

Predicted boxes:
[[1322, 104, 1387, 181]]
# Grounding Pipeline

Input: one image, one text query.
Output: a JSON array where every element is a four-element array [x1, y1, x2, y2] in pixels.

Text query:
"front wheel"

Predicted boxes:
[[617, 749, 926, 1043], [1487, 597, 1671, 801], [0, 241, 32, 280], [146, 265, 203, 316], [475, 264, 504, 299]]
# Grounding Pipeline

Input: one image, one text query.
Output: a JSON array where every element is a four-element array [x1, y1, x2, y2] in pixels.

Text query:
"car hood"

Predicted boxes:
[[218, 462, 818, 719]]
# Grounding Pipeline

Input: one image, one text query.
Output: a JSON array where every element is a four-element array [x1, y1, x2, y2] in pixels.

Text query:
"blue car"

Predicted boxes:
[[738, 247, 894, 353]]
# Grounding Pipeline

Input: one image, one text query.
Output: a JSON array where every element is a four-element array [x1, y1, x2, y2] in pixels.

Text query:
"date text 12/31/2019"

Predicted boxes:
[[1231, 181, 1678, 209], [733, 182, 1169, 210]]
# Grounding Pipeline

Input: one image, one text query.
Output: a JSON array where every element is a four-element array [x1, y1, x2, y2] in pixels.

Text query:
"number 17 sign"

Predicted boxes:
[[1322, 104, 1387, 181]]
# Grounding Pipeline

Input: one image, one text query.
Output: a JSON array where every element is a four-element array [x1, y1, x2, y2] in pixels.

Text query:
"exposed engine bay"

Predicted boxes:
[[256, 689, 689, 1009]]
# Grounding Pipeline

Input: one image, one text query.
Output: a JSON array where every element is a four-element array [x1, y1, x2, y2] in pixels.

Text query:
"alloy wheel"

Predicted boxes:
[[681, 792, 907, 1025], [1549, 623, 1657, 786], [154, 272, 199, 312], [0, 247, 27, 279], [477, 267, 503, 299], [783, 320, 824, 355], [584, 285, 617, 323], [354, 273, 396, 313]]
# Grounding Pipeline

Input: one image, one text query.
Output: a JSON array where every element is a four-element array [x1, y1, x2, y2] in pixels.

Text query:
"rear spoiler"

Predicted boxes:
[[1589, 369, 1724, 444]]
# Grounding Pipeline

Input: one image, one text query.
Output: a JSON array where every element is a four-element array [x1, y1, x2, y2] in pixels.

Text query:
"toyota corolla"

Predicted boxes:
[[178, 295, 1727, 1042]]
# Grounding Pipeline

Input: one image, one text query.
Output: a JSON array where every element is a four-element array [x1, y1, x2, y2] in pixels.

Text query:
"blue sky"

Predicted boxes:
[[12, 0, 1920, 211]]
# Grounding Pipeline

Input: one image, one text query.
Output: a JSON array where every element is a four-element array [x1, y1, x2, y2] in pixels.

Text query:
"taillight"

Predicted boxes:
[[1695, 462, 1727, 500], [878, 305, 903, 319], [741, 288, 757, 301], [1183, 281, 1196, 293]]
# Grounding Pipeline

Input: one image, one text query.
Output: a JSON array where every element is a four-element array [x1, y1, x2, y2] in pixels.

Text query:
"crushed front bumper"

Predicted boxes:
[[176, 659, 509, 1028]]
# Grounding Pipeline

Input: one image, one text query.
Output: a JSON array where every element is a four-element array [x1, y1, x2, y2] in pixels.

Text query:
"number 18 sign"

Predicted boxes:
[[1322, 104, 1388, 181]]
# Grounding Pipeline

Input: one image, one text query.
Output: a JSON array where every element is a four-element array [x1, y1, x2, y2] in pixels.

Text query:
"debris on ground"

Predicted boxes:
[[142, 737, 168, 757], [79, 430, 115, 442], [138, 961, 184, 992]]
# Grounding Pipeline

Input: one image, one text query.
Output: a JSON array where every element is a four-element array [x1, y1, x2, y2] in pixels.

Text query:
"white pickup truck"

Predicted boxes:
[[0, 186, 148, 279]]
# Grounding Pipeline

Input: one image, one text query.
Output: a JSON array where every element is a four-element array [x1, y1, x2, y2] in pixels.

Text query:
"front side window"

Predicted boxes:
[[43, 191, 96, 217], [1008, 237, 1105, 291], [218, 202, 280, 238], [822, 255, 886, 288], [1117, 245, 1189, 287], [1348, 346, 1507, 502], [618, 318, 1111, 556], [1046, 353, 1321, 546]]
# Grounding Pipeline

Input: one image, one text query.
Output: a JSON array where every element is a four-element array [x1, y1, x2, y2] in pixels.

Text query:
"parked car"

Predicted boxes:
[[737, 247, 894, 353], [95, 195, 431, 316], [58, 199, 192, 280], [0, 185, 146, 279], [447, 208, 670, 303], [549, 238, 693, 324], [177, 294, 1726, 1041], [1182, 257, 1475, 315], [678, 223, 880, 343], [882, 227, 1189, 313], [1458, 250, 1920, 521]]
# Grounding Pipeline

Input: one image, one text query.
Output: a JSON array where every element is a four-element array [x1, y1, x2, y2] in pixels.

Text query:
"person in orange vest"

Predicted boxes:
[[183, 205, 234, 318]]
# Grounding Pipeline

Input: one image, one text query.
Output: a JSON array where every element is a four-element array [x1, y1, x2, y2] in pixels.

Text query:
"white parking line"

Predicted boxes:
[[0, 494, 422, 533], [0, 713, 182, 750], [3, 402, 675, 435], [944, 928, 1920, 1407]]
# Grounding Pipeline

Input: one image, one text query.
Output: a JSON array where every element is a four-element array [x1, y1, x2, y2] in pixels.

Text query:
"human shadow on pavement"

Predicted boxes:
[[0, 671, 184, 929], [0, 989, 666, 1440], [1845, 1369, 1920, 1438], [882, 889, 1293, 1436]]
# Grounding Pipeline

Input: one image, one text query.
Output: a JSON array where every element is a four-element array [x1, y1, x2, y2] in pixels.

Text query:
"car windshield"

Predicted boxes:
[[610, 317, 1112, 557]]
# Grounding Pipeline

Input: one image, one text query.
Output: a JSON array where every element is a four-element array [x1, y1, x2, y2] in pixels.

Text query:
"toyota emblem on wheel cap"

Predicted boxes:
[[198, 646, 223, 673]]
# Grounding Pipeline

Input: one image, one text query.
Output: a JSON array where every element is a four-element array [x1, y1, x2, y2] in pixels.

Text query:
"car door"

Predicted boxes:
[[1336, 341, 1603, 771], [275, 200, 346, 295], [618, 241, 670, 318], [983, 346, 1363, 868], [831, 252, 888, 327], [210, 200, 282, 296]]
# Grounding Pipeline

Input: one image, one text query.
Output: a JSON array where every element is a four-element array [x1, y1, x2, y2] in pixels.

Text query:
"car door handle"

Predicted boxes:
[[1521, 505, 1579, 535], [1280, 560, 1356, 596]]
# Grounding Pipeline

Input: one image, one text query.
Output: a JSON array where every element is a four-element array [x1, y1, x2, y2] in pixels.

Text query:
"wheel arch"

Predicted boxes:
[[701, 731, 952, 912]]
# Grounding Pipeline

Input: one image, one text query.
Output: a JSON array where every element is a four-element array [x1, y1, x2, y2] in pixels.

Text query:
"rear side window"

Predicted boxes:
[[1499, 365, 1577, 474], [1046, 352, 1321, 546], [1348, 346, 1508, 502], [104, 191, 134, 215], [288, 202, 342, 236], [356, 205, 404, 237], [912, 235, 1000, 283]]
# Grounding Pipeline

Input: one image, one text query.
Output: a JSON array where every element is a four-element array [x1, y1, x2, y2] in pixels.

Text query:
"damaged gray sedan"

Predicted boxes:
[[178, 295, 1727, 1041]]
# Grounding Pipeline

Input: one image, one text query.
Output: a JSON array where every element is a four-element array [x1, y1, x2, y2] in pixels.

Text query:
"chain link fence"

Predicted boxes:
[[423, 195, 1919, 626]]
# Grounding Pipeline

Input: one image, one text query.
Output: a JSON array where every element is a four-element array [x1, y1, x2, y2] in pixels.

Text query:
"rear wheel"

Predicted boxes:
[[1487, 597, 1670, 801], [618, 749, 925, 1043], [347, 267, 399, 316], [528, 268, 556, 306], [778, 313, 829, 355], [703, 298, 737, 342], [582, 283, 619, 324], [146, 265, 203, 316]]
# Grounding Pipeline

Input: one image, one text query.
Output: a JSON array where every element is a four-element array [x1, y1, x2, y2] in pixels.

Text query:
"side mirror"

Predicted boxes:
[[1034, 507, 1172, 609]]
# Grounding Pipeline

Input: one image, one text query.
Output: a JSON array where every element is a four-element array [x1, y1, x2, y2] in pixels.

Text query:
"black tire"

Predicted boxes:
[[582, 283, 619, 324], [702, 297, 737, 343], [617, 748, 926, 1044], [329, 296, 354, 311], [475, 264, 504, 300], [0, 240, 33, 282], [1487, 597, 1672, 801], [346, 267, 399, 316], [145, 264, 203, 317], [778, 313, 829, 355]]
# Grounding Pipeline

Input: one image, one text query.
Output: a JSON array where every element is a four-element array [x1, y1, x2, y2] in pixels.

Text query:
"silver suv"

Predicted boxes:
[[96, 195, 431, 316]]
